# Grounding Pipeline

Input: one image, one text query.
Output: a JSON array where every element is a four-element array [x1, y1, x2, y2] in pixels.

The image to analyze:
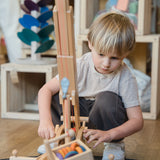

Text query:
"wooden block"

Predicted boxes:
[[77, 34, 160, 120], [1, 63, 57, 120]]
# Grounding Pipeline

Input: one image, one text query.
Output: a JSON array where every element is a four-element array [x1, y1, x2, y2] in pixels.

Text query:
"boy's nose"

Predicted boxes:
[[103, 58, 110, 68]]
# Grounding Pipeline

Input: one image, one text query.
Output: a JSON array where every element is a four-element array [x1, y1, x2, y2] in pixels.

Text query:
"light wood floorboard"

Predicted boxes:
[[0, 74, 160, 159], [1, 114, 160, 159], [0, 118, 42, 159]]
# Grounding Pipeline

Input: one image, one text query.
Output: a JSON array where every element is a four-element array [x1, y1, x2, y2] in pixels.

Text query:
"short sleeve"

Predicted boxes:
[[119, 71, 140, 108]]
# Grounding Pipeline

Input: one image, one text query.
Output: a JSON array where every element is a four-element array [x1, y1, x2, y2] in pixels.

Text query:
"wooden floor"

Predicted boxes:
[[1, 111, 160, 159]]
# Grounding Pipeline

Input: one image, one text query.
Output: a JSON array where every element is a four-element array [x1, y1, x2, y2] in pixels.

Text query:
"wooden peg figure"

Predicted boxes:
[[108, 154, 115, 160], [12, 149, 18, 157]]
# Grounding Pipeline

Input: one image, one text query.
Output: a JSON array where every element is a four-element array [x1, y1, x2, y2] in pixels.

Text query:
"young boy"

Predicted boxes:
[[38, 12, 143, 160]]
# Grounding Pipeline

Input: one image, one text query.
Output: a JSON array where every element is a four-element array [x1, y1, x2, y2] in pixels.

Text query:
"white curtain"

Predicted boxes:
[[0, 0, 22, 62]]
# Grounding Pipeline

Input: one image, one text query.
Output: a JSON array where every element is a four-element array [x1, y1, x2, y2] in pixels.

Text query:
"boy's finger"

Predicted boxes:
[[50, 129, 55, 138], [84, 131, 91, 138], [39, 131, 45, 139], [93, 140, 101, 148], [88, 135, 95, 143], [83, 129, 89, 133], [45, 131, 50, 139]]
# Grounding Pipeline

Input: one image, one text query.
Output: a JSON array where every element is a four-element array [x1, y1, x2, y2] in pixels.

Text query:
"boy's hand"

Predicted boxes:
[[83, 129, 112, 148], [38, 120, 55, 139]]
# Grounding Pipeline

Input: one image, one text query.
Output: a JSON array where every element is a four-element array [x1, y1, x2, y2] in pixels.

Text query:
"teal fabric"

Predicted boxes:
[[35, 39, 54, 53], [17, 28, 40, 45]]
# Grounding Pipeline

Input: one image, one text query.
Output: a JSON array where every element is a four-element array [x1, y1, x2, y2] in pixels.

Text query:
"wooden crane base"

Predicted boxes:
[[9, 123, 115, 160], [9, 123, 95, 160]]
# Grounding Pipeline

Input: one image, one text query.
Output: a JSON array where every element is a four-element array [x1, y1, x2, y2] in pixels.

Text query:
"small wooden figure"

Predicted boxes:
[[108, 154, 115, 160]]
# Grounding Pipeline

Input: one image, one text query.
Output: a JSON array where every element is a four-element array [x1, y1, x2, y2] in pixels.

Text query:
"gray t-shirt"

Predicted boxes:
[[76, 52, 140, 108], [56, 52, 140, 108]]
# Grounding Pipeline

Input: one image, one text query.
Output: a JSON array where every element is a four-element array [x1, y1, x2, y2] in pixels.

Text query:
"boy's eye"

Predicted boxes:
[[99, 54, 104, 56], [111, 57, 119, 60]]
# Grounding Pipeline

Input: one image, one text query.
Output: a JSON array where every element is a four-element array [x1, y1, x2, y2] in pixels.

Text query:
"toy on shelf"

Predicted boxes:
[[100, 0, 139, 29], [17, 0, 56, 64], [80, 0, 151, 36], [105, 0, 152, 35]]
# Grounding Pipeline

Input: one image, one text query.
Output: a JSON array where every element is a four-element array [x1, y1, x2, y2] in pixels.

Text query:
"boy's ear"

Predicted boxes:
[[88, 41, 92, 50]]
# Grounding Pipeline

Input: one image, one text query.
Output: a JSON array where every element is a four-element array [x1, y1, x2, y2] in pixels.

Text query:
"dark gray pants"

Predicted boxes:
[[51, 91, 128, 132]]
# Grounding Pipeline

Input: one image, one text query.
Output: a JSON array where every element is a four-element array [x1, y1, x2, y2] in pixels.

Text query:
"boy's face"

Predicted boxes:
[[89, 43, 125, 74]]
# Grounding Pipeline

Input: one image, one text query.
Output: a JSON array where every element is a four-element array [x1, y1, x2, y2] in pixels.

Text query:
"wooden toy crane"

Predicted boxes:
[[9, 0, 114, 159], [10, 0, 93, 160], [53, 0, 80, 139]]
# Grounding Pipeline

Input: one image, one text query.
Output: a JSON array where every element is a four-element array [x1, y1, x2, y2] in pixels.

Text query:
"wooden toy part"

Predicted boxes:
[[12, 149, 18, 157], [10, 149, 36, 160], [76, 126, 87, 141], [53, 0, 80, 133], [108, 154, 115, 160], [54, 124, 60, 134], [62, 96, 71, 143], [61, 116, 89, 123], [44, 129, 75, 160], [56, 124, 64, 135], [44, 129, 75, 145]]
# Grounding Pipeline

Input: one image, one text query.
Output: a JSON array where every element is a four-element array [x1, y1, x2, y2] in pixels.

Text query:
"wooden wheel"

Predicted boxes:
[[55, 124, 65, 145], [76, 126, 87, 141]]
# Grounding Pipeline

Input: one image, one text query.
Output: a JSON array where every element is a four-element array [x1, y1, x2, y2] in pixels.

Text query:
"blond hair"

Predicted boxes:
[[87, 12, 135, 57]]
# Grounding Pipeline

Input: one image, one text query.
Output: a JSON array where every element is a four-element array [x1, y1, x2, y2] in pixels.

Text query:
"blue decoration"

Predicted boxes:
[[64, 151, 78, 159], [38, 24, 54, 38], [79, 145, 86, 152], [38, 10, 53, 23], [106, 0, 118, 10], [40, 22, 48, 28], [35, 40, 54, 53], [129, 1, 138, 14], [40, 6, 49, 13], [18, 0, 54, 54], [17, 28, 40, 45], [61, 77, 70, 99], [19, 14, 40, 29]]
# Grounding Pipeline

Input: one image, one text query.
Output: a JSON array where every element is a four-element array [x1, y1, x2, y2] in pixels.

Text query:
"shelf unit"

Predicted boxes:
[[1, 63, 58, 120], [75, 0, 160, 119], [77, 34, 160, 120], [75, 0, 152, 37]]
